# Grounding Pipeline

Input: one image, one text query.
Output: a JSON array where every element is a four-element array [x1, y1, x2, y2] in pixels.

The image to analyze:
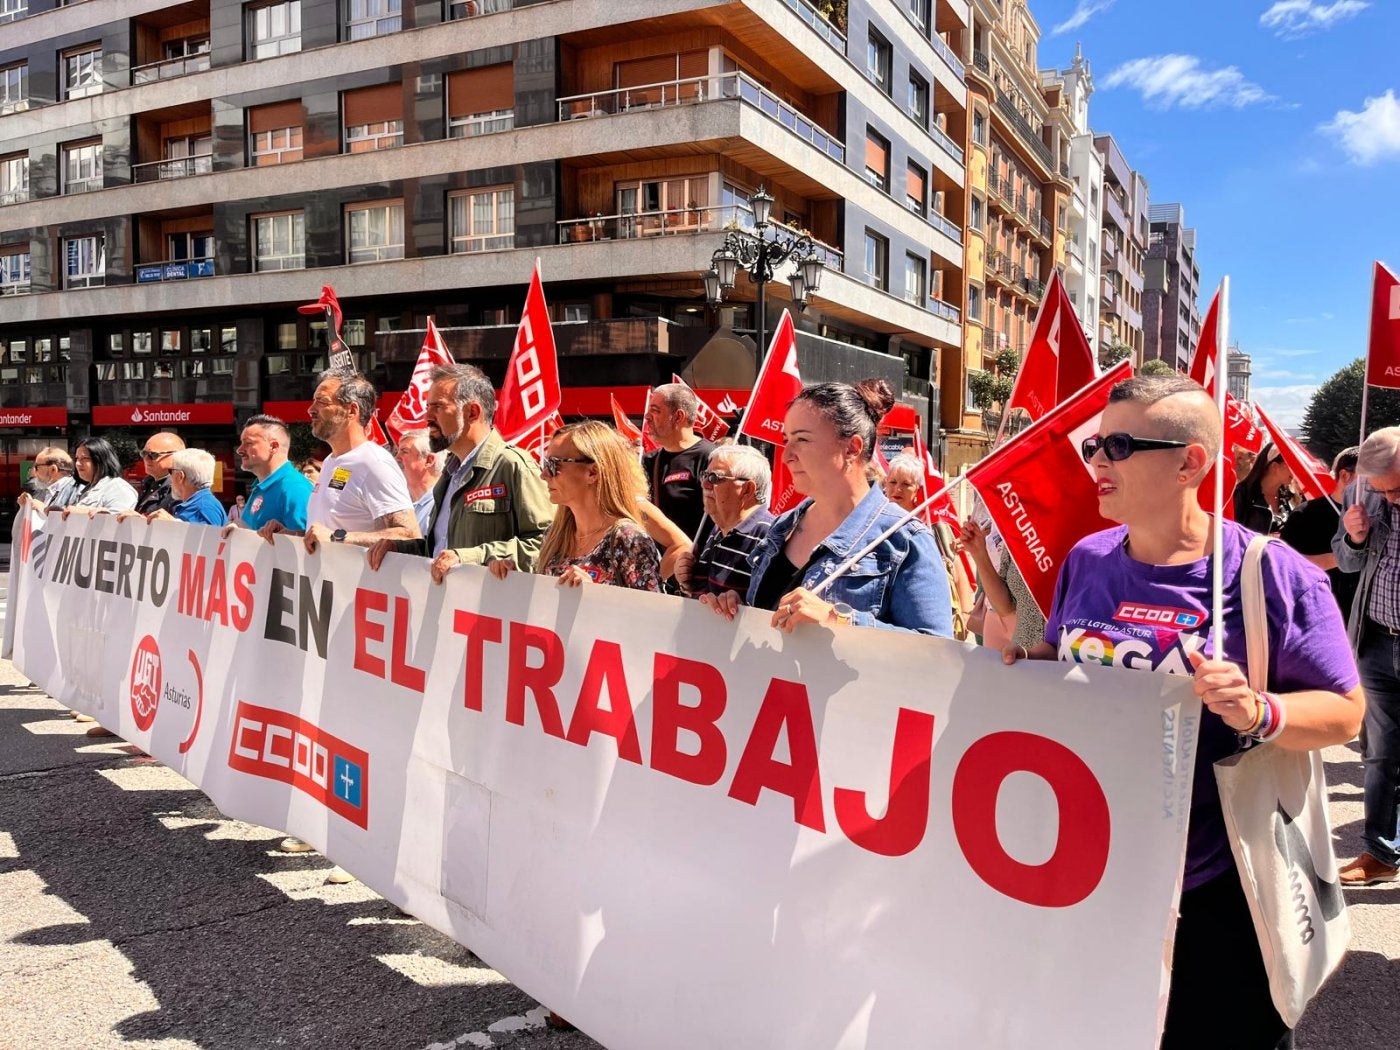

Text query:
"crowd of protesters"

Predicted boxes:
[[15, 363, 1399, 1048]]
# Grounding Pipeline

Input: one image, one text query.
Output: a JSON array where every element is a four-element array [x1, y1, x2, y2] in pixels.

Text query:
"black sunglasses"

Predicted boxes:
[[540, 455, 594, 478], [699, 470, 744, 485], [1081, 432, 1190, 463]]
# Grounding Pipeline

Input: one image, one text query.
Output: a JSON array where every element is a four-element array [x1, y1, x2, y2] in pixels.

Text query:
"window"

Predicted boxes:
[[0, 249, 29, 295], [866, 29, 891, 95], [616, 177, 708, 234], [343, 84, 403, 152], [562, 302, 591, 323], [970, 196, 984, 232], [864, 229, 887, 290], [345, 200, 404, 263], [248, 0, 302, 58], [248, 101, 304, 165], [63, 141, 103, 194], [63, 235, 105, 289], [904, 253, 926, 306], [864, 128, 890, 192], [905, 0, 930, 31], [62, 46, 103, 100], [972, 109, 987, 146], [161, 134, 213, 178], [446, 65, 514, 138], [168, 231, 213, 262], [0, 153, 27, 205], [0, 63, 26, 112], [967, 283, 982, 323], [906, 160, 927, 216], [345, 0, 400, 40], [345, 120, 402, 152], [907, 73, 929, 131], [253, 211, 305, 270], [0, 0, 27, 22], [448, 0, 509, 18], [449, 187, 514, 253]]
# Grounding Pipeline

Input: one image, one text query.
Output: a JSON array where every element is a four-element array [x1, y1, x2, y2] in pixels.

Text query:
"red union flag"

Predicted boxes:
[[738, 310, 803, 444], [515, 410, 563, 463], [672, 374, 730, 442], [967, 360, 1133, 617], [1005, 270, 1097, 422], [769, 451, 803, 514], [496, 261, 561, 444], [1366, 261, 1400, 389], [912, 428, 959, 530], [367, 414, 392, 448], [386, 318, 455, 441], [1256, 405, 1334, 503], [1225, 395, 1264, 455], [611, 394, 643, 445], [1189, 290, 1221, 393]]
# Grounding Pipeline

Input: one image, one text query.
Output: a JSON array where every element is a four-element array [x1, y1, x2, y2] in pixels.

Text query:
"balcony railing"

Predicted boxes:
[[1067, 239, 1083, 265], [929, 35, 965, 81], [135, 258, 215, 283], [930, 123, 964, 165], [928, 297, 961, 323], [64, 176, 102, 195], [926, 209, 961, 244], [131, 51, 210, 85], [558, 72, 845, 164], [555, 205, 844, 270], [133, 154, 213, 182], [0, 189, 28, 206], [994, 90, 1054, 171], [1021, 276, 1045, 300], [972, 50, 990, 76], [781, 0, 846, 54]]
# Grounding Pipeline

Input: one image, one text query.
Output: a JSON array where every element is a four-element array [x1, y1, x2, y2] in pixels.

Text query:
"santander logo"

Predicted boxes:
[[717, 395, 739, 414], [131, 407, 193, 424]]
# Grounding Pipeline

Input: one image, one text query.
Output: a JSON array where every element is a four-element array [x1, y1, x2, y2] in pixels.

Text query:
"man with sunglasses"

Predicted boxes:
[[135, 432, 186, 515], [674, 445, 774, 597], [1011, 374, 1361, 1049], [1333, 427, 1400, 886]]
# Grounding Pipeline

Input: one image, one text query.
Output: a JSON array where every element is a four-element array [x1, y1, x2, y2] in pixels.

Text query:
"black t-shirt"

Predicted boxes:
[[644, 439, 716, 540], [136, 475, 179, 516], [1280, 495, 1357, 620]]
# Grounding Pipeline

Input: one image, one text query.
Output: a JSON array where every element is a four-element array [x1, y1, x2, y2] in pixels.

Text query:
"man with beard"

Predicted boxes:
[[368, 362, 552, 580], [258, 368, 418, 552]]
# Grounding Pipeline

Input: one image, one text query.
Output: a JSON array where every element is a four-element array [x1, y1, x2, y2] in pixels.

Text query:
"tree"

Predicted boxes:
[[1099, 340, 1133, 370], [810, 0, 848, 31], [288, 423, 328, 466], [101, 427, 141, 469], [969, 347, 1020, 433], [1301, 358, 1400, 462], [1139, 358, 1176, 377]]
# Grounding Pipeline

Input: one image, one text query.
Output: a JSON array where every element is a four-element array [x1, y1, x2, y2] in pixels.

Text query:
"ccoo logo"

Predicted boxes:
[[130, 635, 162, 731]]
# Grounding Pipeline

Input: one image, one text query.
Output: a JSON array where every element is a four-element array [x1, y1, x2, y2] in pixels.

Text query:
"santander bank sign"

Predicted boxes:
[[92, 403, 234, 426], [0, 407, 68, 427]]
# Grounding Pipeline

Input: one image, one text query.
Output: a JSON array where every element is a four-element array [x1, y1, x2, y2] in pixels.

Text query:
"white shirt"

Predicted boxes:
[[306, 441, 412, 532]]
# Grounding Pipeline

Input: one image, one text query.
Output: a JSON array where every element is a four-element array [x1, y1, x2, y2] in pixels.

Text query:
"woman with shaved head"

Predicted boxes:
[[1009, 374, 1363, 1049]]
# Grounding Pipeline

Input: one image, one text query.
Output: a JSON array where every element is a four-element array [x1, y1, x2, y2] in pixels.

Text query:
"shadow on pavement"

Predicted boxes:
[[1298, 950, 1400, 1048]]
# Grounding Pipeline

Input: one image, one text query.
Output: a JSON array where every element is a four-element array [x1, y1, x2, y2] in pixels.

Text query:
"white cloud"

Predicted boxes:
[[1103, 55, 1274, 110], [1250, 384, 1319, 428], [1260, 0, 1368, 39], [1320, 89, 1400, 165], [1052, 0, 1114, 34]]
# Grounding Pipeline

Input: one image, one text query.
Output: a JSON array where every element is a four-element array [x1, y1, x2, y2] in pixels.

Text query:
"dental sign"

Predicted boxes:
[[8, 514, 1201, 1050]]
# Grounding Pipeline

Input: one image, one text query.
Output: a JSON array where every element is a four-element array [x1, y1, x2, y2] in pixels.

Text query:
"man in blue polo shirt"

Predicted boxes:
[[232, 414, 312, 533]]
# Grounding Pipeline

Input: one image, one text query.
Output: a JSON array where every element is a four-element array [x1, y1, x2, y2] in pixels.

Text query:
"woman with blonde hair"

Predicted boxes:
[[883, 453, 974, 637], [489, 420, 661, 590]]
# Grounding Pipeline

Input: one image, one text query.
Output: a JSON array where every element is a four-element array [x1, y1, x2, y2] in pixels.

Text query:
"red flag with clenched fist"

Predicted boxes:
[[966, 361, 1133, 617]]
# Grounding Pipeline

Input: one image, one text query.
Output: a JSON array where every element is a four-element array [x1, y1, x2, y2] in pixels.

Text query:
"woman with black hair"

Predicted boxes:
[[1232, 441, 1296, 535], [53, 437, 138, 515], [702, 379, 952, 636]]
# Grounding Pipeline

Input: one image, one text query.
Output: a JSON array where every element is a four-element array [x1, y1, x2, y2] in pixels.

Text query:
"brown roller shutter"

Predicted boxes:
[[248, 99, 304, 133], [615, 55, 677, 89], [906, 163, 925, 206], [447, 64, 514, 118], [677, 49, 707, 79], [343, 83, 402, 126], [865, 131, 888, 178]]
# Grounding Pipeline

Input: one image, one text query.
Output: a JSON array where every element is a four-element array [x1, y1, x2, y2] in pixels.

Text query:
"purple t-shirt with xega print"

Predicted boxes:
[[1045, 519, 1358, 891]]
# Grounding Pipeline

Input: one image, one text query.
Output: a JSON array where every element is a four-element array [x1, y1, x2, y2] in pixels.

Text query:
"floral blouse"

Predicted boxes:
[[541, 519, 662, 591]]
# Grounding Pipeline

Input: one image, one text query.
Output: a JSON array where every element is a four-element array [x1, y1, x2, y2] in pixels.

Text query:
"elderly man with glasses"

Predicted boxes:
[[148, 449, 227, 526], [674, 445, 774, 598], [135, 431, 186, 515], [1334, 426, 1400, 886], [22, 448, 75, 509]]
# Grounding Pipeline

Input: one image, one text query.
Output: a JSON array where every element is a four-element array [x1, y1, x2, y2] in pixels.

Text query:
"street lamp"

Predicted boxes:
[[704, 185, 825, 366]]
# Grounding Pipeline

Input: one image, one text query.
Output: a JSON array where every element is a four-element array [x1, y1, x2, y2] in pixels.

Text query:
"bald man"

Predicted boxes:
[[136, 431, 187, 515]]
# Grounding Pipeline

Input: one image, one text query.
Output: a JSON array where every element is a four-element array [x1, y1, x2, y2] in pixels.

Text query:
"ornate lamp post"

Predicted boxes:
[[702, 186, 825, 366]]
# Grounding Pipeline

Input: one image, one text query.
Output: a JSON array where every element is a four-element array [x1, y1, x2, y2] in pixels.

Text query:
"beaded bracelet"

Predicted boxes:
[[1255, 691, 1287, 744]]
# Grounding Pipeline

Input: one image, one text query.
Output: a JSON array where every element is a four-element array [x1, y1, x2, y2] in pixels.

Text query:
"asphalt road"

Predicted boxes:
[[1, 575, 1398, 1047]]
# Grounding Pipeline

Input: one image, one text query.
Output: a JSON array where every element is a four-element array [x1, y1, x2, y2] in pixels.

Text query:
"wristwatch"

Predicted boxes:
[[832, 602, 854, 626], [331, 528, 347, 543]]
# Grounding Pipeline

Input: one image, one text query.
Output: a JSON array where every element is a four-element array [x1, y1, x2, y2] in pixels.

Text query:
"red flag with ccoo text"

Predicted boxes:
[[1004, 270, 1097, 422], [737, 310, 804, 444], [386, 317, 455, 441], [516, 411, 564, 464], [496, 260, 561, 445], [1256, 405, 1334, 504], [1366, 262, 1400, 389], [671, 374, 730, 442], [966, 360, 1133, 617]]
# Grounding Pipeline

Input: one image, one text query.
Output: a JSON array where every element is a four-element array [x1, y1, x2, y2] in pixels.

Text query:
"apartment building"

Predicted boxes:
[[0, 0, 969, 504], [1227, 344, 1251, 402], [1093, 131, 1148, 364], [1143, 202, 1201, 370]]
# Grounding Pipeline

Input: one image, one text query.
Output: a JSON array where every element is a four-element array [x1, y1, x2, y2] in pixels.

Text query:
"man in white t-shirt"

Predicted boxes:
[[258, 369, 419, 554]]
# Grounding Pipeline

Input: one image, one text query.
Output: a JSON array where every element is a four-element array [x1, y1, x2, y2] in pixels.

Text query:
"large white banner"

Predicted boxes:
[[8, 513, 1202, 1049]]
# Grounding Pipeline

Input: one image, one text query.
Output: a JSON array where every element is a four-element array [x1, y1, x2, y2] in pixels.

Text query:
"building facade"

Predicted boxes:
[[1143, 202, 1200, 370], [1227, 344, 1251, 402], [0, 0, 970, 507], [1093, 131, 1148, 364]]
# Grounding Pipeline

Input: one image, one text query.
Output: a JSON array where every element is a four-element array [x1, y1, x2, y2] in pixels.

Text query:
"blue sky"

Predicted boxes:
[[1032, 0, 1400, 427]]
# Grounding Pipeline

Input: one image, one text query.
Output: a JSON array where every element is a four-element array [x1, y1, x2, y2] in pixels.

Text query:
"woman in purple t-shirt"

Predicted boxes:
[[1010, 375, 1363, 1050]]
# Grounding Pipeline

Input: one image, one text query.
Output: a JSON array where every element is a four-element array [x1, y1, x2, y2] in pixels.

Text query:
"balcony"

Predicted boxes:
[[930, 123, 965, 166], [0, 188, 29, 207], [0, 280, 29, 296], [985, 250, 1013, 286], [133, 154, 213, 183], [131, 52, 210, 85], [971, 50, 991, 79], [1028, 213, 1052, 245], [558, 72, 845, 164], [781, 0, 847, 55], [928, 298, 961, 323], [1067, 239, 1083, 267], [135, 257, 215, 283], [986, 171, 1012, 211], [994, 90, 1054, 172], [1017, 275, 1044, 302], [555, 206, 844, 270]]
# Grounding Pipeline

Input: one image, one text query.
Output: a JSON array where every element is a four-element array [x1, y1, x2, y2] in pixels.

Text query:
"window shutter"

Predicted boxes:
[[343, 83, 402, 127], [447, 64, 514, 117], [248, 99, 304, 133]]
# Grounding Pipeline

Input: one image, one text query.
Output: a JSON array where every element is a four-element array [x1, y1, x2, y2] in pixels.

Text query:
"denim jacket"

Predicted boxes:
[[745, 483, 953, 636]]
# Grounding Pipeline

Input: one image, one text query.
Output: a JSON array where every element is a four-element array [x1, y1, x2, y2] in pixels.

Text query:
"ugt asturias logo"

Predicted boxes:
[[130, 635, 163, 732], [228, 702, 370, 829]]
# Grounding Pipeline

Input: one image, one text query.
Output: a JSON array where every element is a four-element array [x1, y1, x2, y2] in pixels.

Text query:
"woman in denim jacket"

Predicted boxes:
[[701, 379, 952, 636]]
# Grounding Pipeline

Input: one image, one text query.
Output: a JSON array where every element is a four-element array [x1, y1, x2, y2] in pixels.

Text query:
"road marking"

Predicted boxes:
[[421, 1007, 549, 1049]]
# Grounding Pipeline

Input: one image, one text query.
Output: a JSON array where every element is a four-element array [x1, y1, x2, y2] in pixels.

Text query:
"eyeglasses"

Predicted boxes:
[[700, 470, 744, 486], [540, 456, 594, 478], [140, 449, 173, 461], [1081, 433, 1190, 463]]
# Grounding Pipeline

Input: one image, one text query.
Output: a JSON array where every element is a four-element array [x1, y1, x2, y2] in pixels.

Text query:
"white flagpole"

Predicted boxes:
[[1212, 277, 1230, 660], [1360, 262, 1379, 446]]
